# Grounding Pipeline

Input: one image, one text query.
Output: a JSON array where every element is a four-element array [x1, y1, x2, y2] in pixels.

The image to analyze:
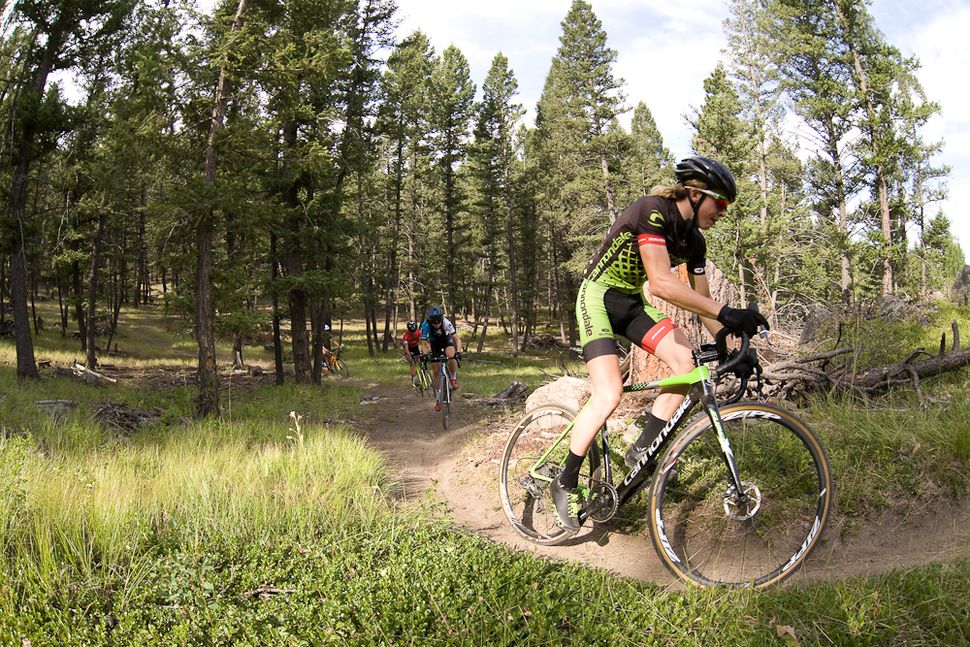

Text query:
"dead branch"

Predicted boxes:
[[91, 401, 161, 432], [71, 360, 118, 385], [761, 322, 970, 400]]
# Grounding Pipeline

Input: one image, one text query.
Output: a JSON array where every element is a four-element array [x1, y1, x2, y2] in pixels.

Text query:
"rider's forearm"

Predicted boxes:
[[645, 275, 722, 320]]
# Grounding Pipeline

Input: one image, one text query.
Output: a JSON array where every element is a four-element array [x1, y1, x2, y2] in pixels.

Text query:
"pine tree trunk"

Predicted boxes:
[[382, 136, 405, 352], [135, 204, 146, 307], [477, 251, 496, 354], [85, 215, 106, 369], [282, 121, 310, 383], [600, 149, 617, 224], [270, 232, 284, 384], [57, 280, 67, 336], [72, 258, 87, 350], [505, 197, 520, 356], [195, 0, 247, 415]]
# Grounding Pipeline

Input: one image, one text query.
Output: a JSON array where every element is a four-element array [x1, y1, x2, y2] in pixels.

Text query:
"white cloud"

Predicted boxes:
[[398, 0, 729, 157]]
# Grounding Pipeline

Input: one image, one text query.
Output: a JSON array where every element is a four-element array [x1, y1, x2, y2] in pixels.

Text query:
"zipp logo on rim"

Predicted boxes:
[[721, 410, 781, 422]]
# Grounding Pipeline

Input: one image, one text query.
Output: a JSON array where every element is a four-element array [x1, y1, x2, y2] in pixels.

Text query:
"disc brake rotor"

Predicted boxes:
[[723, 481, 762, 520]]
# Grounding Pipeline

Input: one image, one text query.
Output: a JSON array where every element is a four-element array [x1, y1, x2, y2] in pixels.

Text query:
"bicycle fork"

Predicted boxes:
[[698, 379, 750, 514]]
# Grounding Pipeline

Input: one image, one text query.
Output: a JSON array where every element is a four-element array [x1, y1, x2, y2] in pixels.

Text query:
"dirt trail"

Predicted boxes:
[[356, 378, 970, 586]]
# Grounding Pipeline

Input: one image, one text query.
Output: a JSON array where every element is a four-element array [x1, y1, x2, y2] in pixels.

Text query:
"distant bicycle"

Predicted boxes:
[[427, 352, 457, 429], [322, 343, 349, 378], [405, 354, 433, 397]]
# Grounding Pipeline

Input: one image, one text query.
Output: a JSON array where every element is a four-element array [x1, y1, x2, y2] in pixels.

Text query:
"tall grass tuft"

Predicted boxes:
[[0, 420, 393, 611], [808, 391, 970, 517]]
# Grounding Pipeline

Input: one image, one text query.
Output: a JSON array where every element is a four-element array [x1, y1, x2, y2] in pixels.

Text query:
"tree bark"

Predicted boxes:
[[382, 132, 405, 352], [195, 0, 247, 415], [85, 214, 106, 368], [270, 232, 284, 384], [282, 123, 310, 383], [6, 21, 64, 380]]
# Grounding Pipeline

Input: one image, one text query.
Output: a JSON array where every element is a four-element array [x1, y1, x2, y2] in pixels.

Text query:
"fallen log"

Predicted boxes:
[[759, 321, 970, 401], [71, 360, 118, 385]]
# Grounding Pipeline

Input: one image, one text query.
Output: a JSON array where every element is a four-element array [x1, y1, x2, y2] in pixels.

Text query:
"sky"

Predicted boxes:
[[394, 0, 970, 257]]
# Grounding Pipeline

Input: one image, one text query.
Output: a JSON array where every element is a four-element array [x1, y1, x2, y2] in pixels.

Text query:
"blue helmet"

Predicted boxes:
[[427, 306, 444, 324]]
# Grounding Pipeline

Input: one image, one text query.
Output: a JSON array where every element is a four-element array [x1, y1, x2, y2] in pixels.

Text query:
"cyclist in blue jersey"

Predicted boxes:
[[420, 306, 463, 412]]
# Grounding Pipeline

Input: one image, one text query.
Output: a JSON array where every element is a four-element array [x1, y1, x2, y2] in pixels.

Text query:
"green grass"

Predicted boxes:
[[815, 299, 970, 369], [1, 304, 970, 644]]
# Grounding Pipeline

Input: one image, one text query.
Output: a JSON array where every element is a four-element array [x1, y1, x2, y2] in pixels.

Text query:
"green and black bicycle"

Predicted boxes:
[[499, 329, 832, 588]]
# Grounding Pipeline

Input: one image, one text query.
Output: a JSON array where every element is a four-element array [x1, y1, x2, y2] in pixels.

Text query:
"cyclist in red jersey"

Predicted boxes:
[[550, 156, 770, 531], [401, 321, 423, 386]]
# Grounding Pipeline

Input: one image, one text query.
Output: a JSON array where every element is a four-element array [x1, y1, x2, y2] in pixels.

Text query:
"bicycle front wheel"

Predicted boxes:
[[499, 405, 601, 546], [333, 359, 349, 378], [647, 402, 832, 588], [441, 381, 451, 429], [418, 367, 431, 397]]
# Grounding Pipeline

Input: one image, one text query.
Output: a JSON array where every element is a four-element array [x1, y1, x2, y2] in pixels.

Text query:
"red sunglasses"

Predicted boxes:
[[695, 187, 731, 211]]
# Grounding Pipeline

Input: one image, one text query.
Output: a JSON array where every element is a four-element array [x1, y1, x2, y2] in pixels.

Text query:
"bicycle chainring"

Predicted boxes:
[[588, 482, 619, 523]]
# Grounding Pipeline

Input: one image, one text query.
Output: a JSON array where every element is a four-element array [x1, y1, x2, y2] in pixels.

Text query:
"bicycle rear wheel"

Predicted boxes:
[[499, 405, 601, 545], [647, 402, 832, 588]]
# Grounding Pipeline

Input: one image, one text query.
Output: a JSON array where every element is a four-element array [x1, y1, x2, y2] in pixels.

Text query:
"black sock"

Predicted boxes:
[[634, 413, 667, 451], [559, 450, 585, 490]]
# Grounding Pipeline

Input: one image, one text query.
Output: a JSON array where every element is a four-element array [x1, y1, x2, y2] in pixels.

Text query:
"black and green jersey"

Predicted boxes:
[[583, 195, 707, 294]]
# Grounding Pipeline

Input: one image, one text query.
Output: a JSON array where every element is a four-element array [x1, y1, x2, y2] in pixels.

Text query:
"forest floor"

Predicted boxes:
[[353, 375, 970, 588]]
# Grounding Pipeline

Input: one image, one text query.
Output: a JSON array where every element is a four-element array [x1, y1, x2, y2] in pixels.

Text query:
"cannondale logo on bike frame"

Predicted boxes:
[[621, 396, 693, 488]]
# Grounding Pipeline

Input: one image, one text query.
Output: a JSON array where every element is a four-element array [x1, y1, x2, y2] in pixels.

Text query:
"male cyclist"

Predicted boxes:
[[401, 320, 423, 386], [420, 306, 462, 412]]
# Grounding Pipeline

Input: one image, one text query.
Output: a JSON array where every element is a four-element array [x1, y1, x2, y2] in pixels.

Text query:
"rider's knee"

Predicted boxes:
[[667, 348, 695, 375], [589, 385, 622, 413]]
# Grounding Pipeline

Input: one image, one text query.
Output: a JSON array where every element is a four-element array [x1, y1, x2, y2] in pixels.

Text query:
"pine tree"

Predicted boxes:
[[3, 0, 135, 380], [378, 31, 435, 349], [768, 0, 859, 305], [532, 0, 625, 341], [431, 45, 475, 317], [622, 101, 673, 203], [470, 53, 524, 352]]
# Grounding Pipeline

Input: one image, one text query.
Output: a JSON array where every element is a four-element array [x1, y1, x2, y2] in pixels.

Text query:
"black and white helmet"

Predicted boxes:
[[406, 320, 418, 332], [675, 156, 737, 203]]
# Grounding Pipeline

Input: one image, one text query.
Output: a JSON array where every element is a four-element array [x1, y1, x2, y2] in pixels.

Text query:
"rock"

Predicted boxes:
[[952, 265, 970, 305], [524, 376, 590, 413], [800, 304, 834, 345]]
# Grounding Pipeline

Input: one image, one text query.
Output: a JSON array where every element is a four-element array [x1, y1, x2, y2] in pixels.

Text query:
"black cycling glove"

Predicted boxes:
[[717, 306, 770, 337]]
